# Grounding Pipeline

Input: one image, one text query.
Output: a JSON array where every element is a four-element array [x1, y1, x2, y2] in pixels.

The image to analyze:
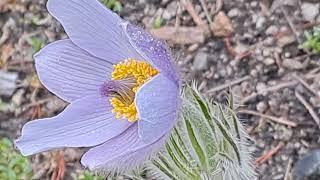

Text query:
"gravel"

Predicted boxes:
[[1, 0, 320, 179]]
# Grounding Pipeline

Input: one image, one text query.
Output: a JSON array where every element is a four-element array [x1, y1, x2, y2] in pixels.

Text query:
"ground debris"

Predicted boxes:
[[151, 26, 207, 44], [0, 70, 18, 96], [210, 11, 234, 37], [292, 150, 320, 180], [282, 58, 307, 70]]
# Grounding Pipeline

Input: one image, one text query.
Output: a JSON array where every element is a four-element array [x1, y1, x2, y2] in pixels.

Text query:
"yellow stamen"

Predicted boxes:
[[110, 59, 158, 122]]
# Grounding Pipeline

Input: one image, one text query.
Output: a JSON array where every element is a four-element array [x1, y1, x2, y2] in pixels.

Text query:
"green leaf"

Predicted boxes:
[[26, 37, 45, 53], [112, 1, 122, 12], [0, 138, 32, 180], [100, 0, 122, 12], [152, 17, 165, 29], [185, 118, 208, 170], [301, 26, 320, 54]]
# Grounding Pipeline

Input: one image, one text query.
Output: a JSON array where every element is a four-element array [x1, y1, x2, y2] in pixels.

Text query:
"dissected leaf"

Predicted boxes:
[[146, 85, 256, 180]]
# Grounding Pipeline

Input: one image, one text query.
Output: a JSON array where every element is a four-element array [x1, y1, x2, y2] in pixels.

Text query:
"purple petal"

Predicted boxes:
[[125, 24, 179, 84], [47, 0, 143, 63], [35, 39, 113, 102], [15, 95, 132, 156], [136, 74, 179, 143], [81, 123, 167, 171]]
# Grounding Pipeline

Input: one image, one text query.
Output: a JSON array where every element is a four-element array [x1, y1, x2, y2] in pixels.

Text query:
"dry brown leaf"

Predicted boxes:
[[0, 0, 10, 12], [151, 26, 207, 44], [30, 75, 42, 89], [0, 43, 14, 68], [210, 11, 234, 37], [0, 0, 25, 12]]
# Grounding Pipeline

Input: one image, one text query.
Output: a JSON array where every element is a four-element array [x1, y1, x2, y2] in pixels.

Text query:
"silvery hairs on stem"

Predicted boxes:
[[143, 84, 256, 180]]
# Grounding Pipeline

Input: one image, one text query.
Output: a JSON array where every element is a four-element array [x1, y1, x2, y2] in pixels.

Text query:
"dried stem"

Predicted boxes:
[[199, 0, 212, 24], [238, 109, 297, 127], [280, 6, 301, 43], [180, 0, 207, 27], [255, 142, 284, 166], [295, 91, 320, 129], [294, 75, 318, 97], [284, 158, 293, 180], [206, 75, 251, 94]]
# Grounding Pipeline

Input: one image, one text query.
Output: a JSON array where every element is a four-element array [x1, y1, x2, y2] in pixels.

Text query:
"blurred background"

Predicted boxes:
[[1, 0, 320, 179]]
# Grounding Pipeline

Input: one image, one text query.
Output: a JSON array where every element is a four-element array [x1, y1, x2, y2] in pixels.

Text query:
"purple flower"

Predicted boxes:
[[15, 0, 179, 171]]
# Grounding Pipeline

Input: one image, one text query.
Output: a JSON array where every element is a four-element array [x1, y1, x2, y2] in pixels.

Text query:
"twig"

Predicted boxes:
[[280, 5, 301, 44], [240, 71, 319, 104], [237, 50, 252, 60], [305, 72, 320, 79], [180, 0, 207, 27], [175, 1, 181, 28], [238, 109, 297, 127], [294, 75, 318, 97], [30, 104, 42, 120], [273, 21, 320, 39], [0, 19, 15, 46], [30, 87, 40, 103], [211, 0, 223, 15], [241, 80, 298, 104], [23, 97, 53, 110], [6, 59, 34, 66], [199, 0, 212, 24], [274, 51, 282, 67], [295, 91, 320, 129], [263, 81, 298, 93], [224, 37, 237, 56], [51, 151, 65, 180], [284, 158, 293, 180], [255, 142, 284, 166], [308, 67, 320, 75], [206, 75, 250, 94]]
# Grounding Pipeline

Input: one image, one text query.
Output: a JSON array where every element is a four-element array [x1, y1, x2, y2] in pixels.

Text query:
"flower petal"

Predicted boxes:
[[15, 95, 132, 156], [125, 24, 179, 84], [35, 39, 112, 102], [81, 123, 167, 171], [136, 74, 179, 143], [47, 0, 143, 63]]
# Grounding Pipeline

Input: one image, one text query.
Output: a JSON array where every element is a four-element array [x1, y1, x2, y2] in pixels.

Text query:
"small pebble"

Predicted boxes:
[[188, 44, 199, 52], [228, 8, 240, 18], [250, 69, 258, 77], [193, 51, 209, 71], [284, 52, 291, 58], [250, 1, 258, 7], [256, 101, 268, 112], [262, 49, 271, 57], [266, 25, 279, 35], [256, 16, 266, 29], [264, 57, 275, 66], [256, 82, 267, 93], [301, 2, 320, 21], [264, 37, 275, 46]]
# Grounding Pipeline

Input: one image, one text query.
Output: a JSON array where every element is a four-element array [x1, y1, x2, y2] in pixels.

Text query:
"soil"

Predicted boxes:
[[1, 0, 320, 179]]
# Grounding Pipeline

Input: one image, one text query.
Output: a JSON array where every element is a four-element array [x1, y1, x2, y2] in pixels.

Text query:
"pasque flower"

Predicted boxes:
[[15, 0, 179, 171]]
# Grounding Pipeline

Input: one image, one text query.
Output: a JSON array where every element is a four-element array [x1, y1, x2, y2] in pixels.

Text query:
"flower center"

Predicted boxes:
[[109, 59, 158, 122]]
